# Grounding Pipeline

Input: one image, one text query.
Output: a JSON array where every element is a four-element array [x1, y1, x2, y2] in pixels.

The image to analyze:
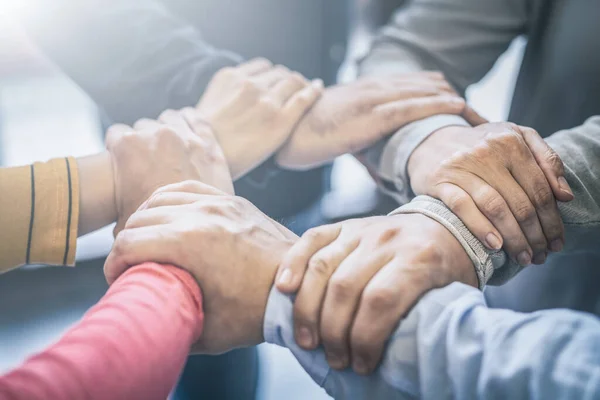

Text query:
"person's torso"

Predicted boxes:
[[159, 0, 351, 220], [490, 0, 600, 314], [510, 0, 600, 136]]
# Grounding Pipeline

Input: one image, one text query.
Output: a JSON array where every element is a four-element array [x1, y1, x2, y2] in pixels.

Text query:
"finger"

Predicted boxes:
[[123, 206, 176, 230], [373, 96, 467, 135], [276, 223, 340, 292], [388, 78, 456, 95], [293, 234, 359, 351], [133, 118, 161, 130], [462, 105, 488, 126], [350, 259, 429, 375], [157, 109, 189, 129], [283, 79, 324, 120], [105, 123, 133, 148], [507, 130, 565, 256], [150, 180, 228, 199], [236, 57, 273, 76], [270, 72, 308, 105], [488, 168, 548, 263], [319, 247, 391, 370], [134, 191, 203, 213], [253, 65, 292, 88], [456, 174, 534, 266], [432, 182, 503, 250], [104, 226, 178, 285], [520, 126, 573, 203]]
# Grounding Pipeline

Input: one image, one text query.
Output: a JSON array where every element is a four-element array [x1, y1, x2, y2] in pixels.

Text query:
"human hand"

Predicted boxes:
[[193, 58, 323, 179], [103, 180, 298, 354], [408, 122, 574, 266], [275, 72, 481, 169], [106, 109, 233, 235], [274, 213, 475, 375]]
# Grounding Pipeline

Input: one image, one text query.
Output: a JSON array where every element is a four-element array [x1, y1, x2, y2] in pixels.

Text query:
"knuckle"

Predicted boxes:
[[480, 194, 509, 220], [303, 227, 328, 244], [329, 277, 357, 302], [375, 227, 400, 246], [258, 97, 279, 112], [363, 286, 397, 312], [444, 192, 470, 215], [307, 257, 332, 278], [532, 184, 555, 210], [513, 202, 537, 224], [545, 149, 564, 172], [112, 230, 133, 255], [240, 80, 261, 97], [156, 125, 179, 140]]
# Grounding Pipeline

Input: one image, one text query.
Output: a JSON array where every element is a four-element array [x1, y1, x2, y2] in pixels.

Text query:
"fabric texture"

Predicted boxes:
[[264, 282, 600, 399], [0, 263, 203, 400], [0, 157, 79, 272]]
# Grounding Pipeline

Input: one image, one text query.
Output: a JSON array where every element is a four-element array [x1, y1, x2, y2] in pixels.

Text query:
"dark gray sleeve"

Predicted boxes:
[[358, 0, 529, 203], [18, 0, 241, 124], [391, 116, 600, 286]]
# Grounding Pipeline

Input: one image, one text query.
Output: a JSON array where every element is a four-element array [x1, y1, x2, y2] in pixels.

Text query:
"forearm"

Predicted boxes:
[[0, 263, 203, 400], [76, 152, 117, 236], [412, 283, 600, 399], [358, 0, 527, 203], [389, 116, 600, 286], [546, 116, 600, 251], [264, 283, 600, 399], [0, 152, 117, 272], [0, 158, 79, 272]]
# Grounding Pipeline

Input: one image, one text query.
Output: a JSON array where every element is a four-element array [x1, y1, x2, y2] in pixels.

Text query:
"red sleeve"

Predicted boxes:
[[0, 263, 203, 400]]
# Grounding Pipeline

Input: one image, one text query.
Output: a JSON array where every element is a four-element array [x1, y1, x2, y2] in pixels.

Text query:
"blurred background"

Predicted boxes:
[[0, 1, 524, 399]]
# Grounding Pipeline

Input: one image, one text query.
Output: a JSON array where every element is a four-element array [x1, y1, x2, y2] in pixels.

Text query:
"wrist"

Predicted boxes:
[[76, 152, 118, 236], [407, 125, 465, 194], [436, 220, 479, 288]]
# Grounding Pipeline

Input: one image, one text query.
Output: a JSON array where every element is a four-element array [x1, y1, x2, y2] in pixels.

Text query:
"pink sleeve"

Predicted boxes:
[[0, 263, 203, 400]]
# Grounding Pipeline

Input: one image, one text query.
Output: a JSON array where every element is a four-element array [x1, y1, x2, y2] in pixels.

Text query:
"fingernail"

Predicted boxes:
[[485, 233, 502, 250], [517, 251, 532, 266], [549, 239, 564, 252], [353, 358, 369, 375], [558, 177, 573, 197], [278, 269, 293, 287], [327, 353, 347, 370], [532, 252, 547, 265], [296, 326, 314, 349]]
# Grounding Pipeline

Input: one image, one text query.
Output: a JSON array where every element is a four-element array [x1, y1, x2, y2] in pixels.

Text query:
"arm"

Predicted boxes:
[[358, 0, 528, 203], [0, 106, 234, 273], [16, 0, 240, 124], [393, 116, 600, 285], [0, 155, 114, 273], [0, 263, 203, 400], [264, 282, 600, 400]]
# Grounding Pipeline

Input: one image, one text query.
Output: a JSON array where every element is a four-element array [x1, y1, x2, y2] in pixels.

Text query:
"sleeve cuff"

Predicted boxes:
[[365, 115, 469, 204], [388, 195, 509, 289]]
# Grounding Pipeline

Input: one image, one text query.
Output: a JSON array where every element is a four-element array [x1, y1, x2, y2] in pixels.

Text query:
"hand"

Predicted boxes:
[[275, 72, 481, 169], [192, 58, 323, 179], [407, 122, 574, 266], [106, 109, 233, 235], [103, 180, 298, 354], [275, 214, 475, 375]]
